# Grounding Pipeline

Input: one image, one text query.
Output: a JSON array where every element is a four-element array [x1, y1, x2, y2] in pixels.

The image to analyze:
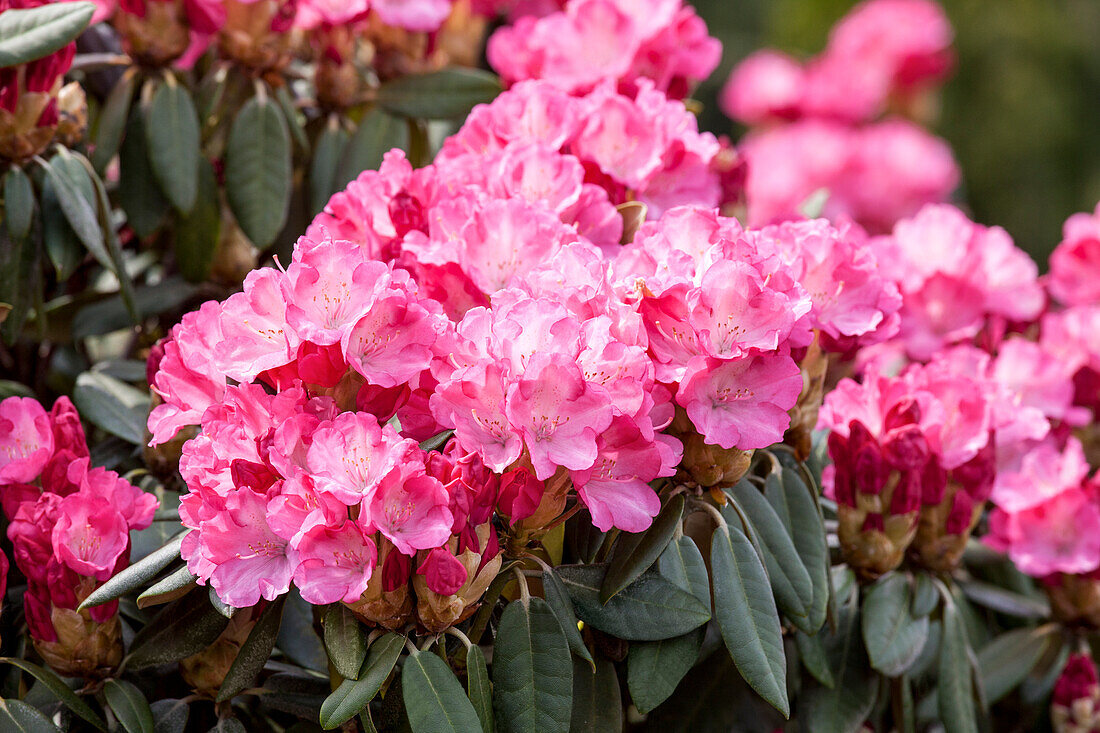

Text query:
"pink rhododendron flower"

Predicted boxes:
[[720, 50, 806, 126], [1048, 202, 1100, 307], [365, 462, 453, 555], [986, 487, 1100, 577], [293, 521, 377, 604], [740, 120, 959, 234], [678, 354, 803, 450], [198, 488, 297, 608], [306, 412, 410, 505], [879, 204, 1044, 360], [51, 493, 130, 581], [0, 397, 54, 484]]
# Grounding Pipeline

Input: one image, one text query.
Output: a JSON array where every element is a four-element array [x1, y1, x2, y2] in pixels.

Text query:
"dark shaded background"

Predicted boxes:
[[690, 0, 1100, 264]]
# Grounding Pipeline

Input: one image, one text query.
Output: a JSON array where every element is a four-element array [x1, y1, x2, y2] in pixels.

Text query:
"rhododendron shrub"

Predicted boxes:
[[7, 0, 1100, 731]]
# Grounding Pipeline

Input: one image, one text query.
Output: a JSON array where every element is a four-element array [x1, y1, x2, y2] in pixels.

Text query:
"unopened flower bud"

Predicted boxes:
[[55, 81, 86, 147], [34, 607, 124, 680], [413, 524, 502, 633], [115, 0, 192, 66], [1052, 653, 1100, 733], [347, 539, 414, 630], [1046, 573, 1100, 629]]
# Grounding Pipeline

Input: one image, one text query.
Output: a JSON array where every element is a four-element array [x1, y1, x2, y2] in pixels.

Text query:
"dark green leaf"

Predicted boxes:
[[709, 523, 788, 717], [565, 510, 605, 565], [569, 656, 620, 733], [92, 69, 137, 173], [466, 644, 493, 733], [729, 478, 813, 625], [977, 625, 1058, 704], [309, 118, 348, 215], [798, 587, 876, 733], [335, 108, 408, 190], [402, 649, 483, 733], [765, 460, 829, 632], [174, 157, 220, 282], [41, 152, 106, 266], [627, 628, 703, 714], [72, 278, 198, 339], [3, 166, 34, 241], [377, 69, 501, 120], [601, 494, 683, 603], [324, 602, 368, 680], [938, 600, 978, 733], [137, 566, 196, 609], [0, 3, 94, 67], [0, 380, 34, 399], [104, 680, 155, 733], [80, 150, 137, 316], [275, 85, 309, 153], [81, 530, 187, 609], [493, 597, 573, 733], [541, 568, 593, 668], [657, 536, 710, 611], [639, 650, 783, 733], [0, 226, 38, 343], [217, 596, 287, 702], [319, 632, 404, 729], [277, 588, 329, 673], [125, 588, 231, 670], [0, 657, 106, 730], [957, 578, 1050, 619], [72, 371, 150, 445], [862, 573, 929, 677], [0, 698, 60, 733], [555, 564, 710, 641], [794, 630, 833, 688], [150, 699, 189, 733], [41, 173, 84, 280], [119, 109, 170, 238], [225, 92, 291, 248], [145, 78, 201, 213], [910, 573, 939, 617]]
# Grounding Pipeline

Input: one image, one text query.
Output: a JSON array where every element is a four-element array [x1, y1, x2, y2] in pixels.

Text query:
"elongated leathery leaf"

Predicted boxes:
[[402, 649, 482, 733], [320, 632, 404, 729], [492, 597, 573, 733], [323, 602, 367, 681], [225, 91, 291, 247], [570, 657, 621, 733], [541, 567, 592, 668], [218, 596, 287, 702], [710, 522, 789, 717], [0, 2, 94, 67], [104, 680, 155, 733], [466, 644, 493, 733], [556, 564, 709, 641], [0, 657, 106, 730], [601, 494, 684, 603], [80, 530, 188, 609], [862, 573, 929, 677], [729, 479, 813, 625]]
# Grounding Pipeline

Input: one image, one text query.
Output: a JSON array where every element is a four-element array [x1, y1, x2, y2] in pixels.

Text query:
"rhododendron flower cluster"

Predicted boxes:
[[486, 0, 720, 98], [721, 0, 960, 233], [820, 350, 1000, 576], [0, 396, 157, 677], [866, 203, 1046, 361]]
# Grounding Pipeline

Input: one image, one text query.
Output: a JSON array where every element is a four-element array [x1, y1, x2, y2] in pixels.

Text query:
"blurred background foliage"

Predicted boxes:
[[692, 0, 1100, 263]]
